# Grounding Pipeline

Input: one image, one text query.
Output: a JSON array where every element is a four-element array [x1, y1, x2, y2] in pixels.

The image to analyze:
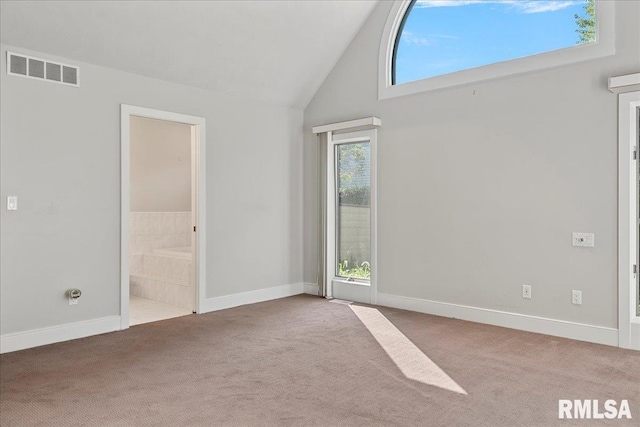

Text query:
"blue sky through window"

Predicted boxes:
[[395, 0, 591, 85]]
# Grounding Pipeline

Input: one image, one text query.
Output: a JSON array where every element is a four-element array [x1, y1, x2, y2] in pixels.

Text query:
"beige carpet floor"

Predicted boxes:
[[1, 295, 638, 426]]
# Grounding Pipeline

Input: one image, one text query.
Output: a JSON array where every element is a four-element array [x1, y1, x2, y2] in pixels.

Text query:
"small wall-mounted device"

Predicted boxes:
[[572, 232, 595, 247], [67, 288, 82, 305], [7, 196, 17, 211], [572, 290, 582, 305]]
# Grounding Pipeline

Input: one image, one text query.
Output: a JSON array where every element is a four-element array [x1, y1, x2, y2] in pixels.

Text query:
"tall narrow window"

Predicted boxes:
[[336, 142, 371, 280], [314, 118, 379, 304]]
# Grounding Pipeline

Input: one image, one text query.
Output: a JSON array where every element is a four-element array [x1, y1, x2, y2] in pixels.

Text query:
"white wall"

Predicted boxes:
[[304, 1, 640, 329], [130, 116, 191, 212], [0, 44, 303, 336]]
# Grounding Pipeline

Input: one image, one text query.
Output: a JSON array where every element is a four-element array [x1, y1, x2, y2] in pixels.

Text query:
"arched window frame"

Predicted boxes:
[[378, 0, 616, 100]]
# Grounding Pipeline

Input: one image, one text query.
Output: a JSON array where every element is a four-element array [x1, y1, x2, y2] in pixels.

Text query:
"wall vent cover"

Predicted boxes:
[[7, 51, 79, 87]]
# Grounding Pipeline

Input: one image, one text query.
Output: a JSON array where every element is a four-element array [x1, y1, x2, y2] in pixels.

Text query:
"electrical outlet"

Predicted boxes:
[[572, 232, 595, 247], [572, 290, 582, 305], [67, 288, 81, 305], [522, 284, 531, 299], [7, 196, 17, 211]]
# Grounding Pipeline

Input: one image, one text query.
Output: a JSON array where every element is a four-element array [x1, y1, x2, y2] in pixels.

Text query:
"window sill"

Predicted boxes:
[[332, 278, 371, 287]]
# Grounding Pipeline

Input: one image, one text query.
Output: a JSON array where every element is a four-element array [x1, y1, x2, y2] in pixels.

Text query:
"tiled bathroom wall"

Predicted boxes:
[[130, 212, 191, 254]]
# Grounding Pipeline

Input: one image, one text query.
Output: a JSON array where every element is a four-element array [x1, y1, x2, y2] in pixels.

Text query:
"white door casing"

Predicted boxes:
[[618, 91, 640, 350], [120, 105, 207, 329]]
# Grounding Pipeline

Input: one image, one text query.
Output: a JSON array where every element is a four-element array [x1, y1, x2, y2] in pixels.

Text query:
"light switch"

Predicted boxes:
[[7, 196, 17, 211], [572, 232, 594, 247]]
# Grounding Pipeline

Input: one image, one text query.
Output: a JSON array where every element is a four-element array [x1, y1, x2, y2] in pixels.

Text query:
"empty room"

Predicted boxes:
[[1, 1, 639, 426]]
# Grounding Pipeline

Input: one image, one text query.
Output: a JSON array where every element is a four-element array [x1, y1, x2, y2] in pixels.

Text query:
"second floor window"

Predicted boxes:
[[393, 0, 598, 85]]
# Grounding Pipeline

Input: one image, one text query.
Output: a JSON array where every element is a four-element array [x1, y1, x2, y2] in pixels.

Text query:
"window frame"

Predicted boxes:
[[326, 129, 378, 304], [378, 0, 615, 100]]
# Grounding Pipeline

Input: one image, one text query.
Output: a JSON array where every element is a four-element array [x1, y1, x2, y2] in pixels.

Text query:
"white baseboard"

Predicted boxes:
[[1, 283, 307, 354], [201, 282, 304, 313], [5, 287, 613, 353], [376, 293, 619, 347], [620, 318, 640, 350], [303, 282, 320, 295], [0, 316, 121, 354]]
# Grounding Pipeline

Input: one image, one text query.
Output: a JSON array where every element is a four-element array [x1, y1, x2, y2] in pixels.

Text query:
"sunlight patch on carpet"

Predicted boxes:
[[328, 299, 353, 305], [350, 305, 467, 395]]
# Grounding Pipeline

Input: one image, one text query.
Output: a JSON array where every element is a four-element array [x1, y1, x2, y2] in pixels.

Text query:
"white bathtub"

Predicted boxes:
[[153, 246, 192, 260], [130, 246, 193, 309]]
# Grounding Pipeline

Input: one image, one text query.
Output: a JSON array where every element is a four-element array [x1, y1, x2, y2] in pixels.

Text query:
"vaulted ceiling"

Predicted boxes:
[[0, 0, 378, 109]]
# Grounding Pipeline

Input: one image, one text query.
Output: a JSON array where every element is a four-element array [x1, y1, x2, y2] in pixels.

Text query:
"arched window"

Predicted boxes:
[[379, 0, 615, 99]]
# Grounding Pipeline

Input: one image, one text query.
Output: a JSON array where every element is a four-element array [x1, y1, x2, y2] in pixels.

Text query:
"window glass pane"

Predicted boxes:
[[394, 0, 595, 85], [336, 142, 370, 280]]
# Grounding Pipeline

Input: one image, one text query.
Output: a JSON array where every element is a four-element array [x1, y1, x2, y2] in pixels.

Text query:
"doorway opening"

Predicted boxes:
[[120, 105, 206, 329]]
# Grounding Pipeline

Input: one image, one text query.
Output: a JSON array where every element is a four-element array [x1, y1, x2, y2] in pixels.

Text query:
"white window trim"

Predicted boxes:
[[378, 0, 616, 100], [312, 116, 382, 135], [609, 72, 640, 92], [618, 91, 640, 350]]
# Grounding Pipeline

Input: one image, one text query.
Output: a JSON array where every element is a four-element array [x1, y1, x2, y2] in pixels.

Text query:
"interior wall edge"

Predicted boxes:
[[303, 282, 320, 295]]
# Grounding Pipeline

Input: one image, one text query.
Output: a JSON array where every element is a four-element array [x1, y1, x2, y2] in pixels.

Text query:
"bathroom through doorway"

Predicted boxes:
[[120, 105, 206, 328]]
